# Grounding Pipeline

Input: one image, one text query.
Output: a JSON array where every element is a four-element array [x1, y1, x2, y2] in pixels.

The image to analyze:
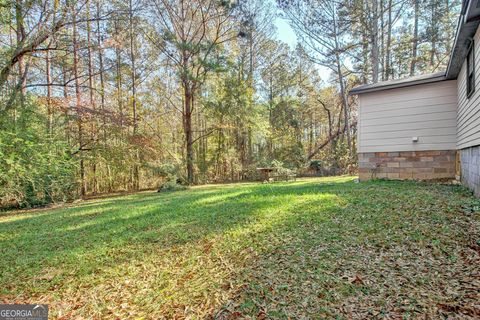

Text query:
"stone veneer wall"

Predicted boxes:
[[460, 146, 480, 197], [358, 150, 456, 181]]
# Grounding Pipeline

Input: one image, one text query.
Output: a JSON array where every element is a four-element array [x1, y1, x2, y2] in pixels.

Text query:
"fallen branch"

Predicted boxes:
[[307, 120, 357, 160]]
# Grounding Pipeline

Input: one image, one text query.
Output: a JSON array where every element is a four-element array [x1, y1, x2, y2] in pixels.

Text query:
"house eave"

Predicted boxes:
[[446, 0, 480, 79], [349, 73, 448, 95]]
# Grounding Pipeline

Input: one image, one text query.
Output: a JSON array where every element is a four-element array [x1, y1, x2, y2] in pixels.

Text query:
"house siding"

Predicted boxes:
[[456, 26, 480, 196], [358, 80, 458, 153], [457, 26, 480, 149]]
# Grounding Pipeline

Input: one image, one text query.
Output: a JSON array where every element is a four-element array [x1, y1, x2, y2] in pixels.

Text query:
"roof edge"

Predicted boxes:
[[349, 72, 448, 95], [351, 0, 480, 94], [446, 0, 480, 79]]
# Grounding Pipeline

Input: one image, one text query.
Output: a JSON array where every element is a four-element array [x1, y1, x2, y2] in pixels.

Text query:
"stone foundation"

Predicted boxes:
[[358, 150, 456, 181], [460, 146, 480, 197]]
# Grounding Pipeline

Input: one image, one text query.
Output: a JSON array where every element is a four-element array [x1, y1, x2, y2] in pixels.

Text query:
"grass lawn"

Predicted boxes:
[[0, 176, 479, 319]]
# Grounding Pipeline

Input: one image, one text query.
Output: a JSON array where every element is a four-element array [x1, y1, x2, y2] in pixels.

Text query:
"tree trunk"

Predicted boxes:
[[385, 0, 393, 79], [15, 1, 26, 94], [410, 0, 419, 76], [129, 0, 139, 190], [429, 0, 437, 67], [360, 2, 369, 84], [87, 0, 98, 194], [308, 112, 314, 156], [15, 0, 26, 119], [332, 6, 351, 156], [96, 0, 107, 145], [62, 64, 70, 145], [72, 6, 86, 197], [371, 0, 379, 83], [380, 0, 385, 81], [46, 48, 53, 135], [184, 87, 194, 184], [115, 21, 124, 131], [445, 0, 452, 55]]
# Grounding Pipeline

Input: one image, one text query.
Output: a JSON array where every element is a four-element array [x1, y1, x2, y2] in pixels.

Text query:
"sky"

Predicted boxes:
[[274, 17, 298, 49], [274, 17, 332, 81]]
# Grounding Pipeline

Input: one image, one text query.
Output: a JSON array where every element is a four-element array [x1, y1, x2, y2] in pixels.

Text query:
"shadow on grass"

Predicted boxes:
[[212, 179, 478, 319], [0, 178, 354, 293], [1, 177, 476, 318]]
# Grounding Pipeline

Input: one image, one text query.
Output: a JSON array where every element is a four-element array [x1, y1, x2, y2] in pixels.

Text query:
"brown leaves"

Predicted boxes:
[[2, 178, 479, 319], [437, 303, 480, 318], [349, 273, 364, 286]]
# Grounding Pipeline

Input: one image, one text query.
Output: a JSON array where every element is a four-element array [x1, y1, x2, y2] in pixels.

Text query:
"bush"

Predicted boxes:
[[158, 180, 187, 192], [271, 159, 294, 175], [0, 124, 77, 208], [154, 163, 188, 192]]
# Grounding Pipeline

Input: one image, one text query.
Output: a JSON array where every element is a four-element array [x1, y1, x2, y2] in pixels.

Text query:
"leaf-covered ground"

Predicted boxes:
[[1, 177, 479, 319]]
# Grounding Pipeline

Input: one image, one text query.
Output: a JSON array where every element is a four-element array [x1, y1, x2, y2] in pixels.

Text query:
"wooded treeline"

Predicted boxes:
[[0, 0, 459, 207]]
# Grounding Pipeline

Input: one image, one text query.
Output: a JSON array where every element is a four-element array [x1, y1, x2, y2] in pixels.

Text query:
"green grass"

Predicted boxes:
[[1, 177, 479, 319]]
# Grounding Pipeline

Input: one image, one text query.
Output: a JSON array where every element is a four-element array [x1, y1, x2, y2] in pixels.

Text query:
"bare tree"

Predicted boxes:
[[371, 0, 380, 83], [72, 3, 87, 197], [279, 0, 352, 155], [410, 0, 419, 75], [149, 0, 236, 183], [0, 1, 72, 95], [128, 0, 140, 190]]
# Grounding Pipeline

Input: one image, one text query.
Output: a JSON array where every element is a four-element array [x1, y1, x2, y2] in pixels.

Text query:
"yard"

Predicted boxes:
[[0, 177, 479, 319]]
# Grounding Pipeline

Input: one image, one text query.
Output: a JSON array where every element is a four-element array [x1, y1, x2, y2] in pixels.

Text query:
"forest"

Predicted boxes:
[[0, 0, 460, 207]]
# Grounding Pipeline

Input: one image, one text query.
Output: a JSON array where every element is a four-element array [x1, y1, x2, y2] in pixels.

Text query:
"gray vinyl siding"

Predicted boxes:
[[457, 26, 480, 149], [358, 80, 458, 153]]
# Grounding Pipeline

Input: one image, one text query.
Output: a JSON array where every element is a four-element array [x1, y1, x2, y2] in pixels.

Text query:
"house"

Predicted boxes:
[[350, 0, 480, 196]]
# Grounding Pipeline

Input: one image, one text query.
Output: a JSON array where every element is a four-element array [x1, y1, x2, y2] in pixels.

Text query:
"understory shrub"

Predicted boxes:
[[157, 178, 188, 192], [0, 100, 77, 208], [156, 164, 188, 192], [271, 159, 295, 175]]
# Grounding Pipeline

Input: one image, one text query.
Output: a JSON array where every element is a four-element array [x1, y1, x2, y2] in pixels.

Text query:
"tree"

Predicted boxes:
[[410, 0, 420, 75], [0, 1, 72, 96], [0, 0, 462, 208], [279, 0, 353, 156], [149, 0, 236, 184]]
